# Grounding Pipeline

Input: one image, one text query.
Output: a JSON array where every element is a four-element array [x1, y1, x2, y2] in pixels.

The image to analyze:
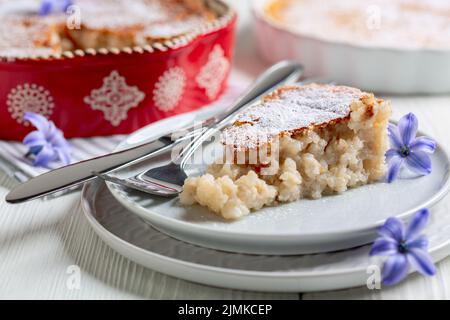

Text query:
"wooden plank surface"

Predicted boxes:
[[0, 173, 299, 299]]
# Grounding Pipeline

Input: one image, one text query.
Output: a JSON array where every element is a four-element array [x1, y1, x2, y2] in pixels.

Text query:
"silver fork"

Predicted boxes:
[[98, 61, 304, 197]]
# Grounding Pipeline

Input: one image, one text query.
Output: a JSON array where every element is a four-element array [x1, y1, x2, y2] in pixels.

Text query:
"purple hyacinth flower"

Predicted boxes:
[[39, 0, 73, 16], [370, 209, 436, 286], [23, 112, 72, 168], [386, 113, 436, 183]]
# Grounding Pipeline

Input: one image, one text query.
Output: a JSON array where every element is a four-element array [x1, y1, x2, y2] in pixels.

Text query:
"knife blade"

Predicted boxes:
[[5, 134, 178, 203], [5, 60, 304, 204]]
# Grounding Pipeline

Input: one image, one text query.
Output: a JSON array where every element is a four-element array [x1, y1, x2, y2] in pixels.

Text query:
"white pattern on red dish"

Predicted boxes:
[[7, 83, 55, 126], [84, 71, 145, 127], [196, 45, 230, 100], [153, 66, 186, 112]]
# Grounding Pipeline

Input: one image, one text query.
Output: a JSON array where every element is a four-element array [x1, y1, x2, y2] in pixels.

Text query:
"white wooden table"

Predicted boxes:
[[1, 1, 450, 300]]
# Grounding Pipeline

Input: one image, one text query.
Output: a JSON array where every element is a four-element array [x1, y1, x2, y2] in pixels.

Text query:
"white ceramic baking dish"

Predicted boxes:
[[252, 0, 450, 94]]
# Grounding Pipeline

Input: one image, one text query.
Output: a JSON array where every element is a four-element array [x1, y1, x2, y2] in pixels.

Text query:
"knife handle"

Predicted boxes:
[[5, 136, 175, 203]]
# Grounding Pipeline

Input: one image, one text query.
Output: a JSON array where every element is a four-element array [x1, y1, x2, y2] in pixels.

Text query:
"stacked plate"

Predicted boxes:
[[81, 112, 450, 292]]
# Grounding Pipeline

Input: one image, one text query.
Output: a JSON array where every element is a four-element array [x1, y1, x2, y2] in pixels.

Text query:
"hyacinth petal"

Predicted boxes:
[[387, 155, 403, 183], [24, 112, 50, 133], [23, 131, 46, 147], [405, 209, 429, 240], [379, 217, 405, 242], [382, 254, 410, 286], [46, 121, 59, 136], [22, 112, 73, 167], [47, 123, 67, 146], [407, 249, 436, 277], [398, 113, 418, 146], [410, 137, 436, 154], [385, 149, 401, 162], [39, 0, 72, 16], [54, 133, 71, 150], [56, 147, 72, 166], [405, 151, 432, 175], [407, 235, 429, 250], [388, 123, 403, 149], [38, 1, 52, 16], [62, 0, 73, 11], [33, 144, 57, 167], [369, 238, 398, 257]]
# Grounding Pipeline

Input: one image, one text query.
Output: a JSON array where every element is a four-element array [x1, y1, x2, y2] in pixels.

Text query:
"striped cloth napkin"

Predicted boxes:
[[0, 73, 249, 184], [0, 135, 126, 182]]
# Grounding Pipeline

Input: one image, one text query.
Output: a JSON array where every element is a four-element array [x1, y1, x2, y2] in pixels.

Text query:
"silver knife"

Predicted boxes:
[[5, 61, 304, 204]]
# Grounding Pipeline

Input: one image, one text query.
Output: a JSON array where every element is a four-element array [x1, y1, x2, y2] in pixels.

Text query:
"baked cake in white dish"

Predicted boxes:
[[180, 84, 392, 220], [265, 0, 450, 50]]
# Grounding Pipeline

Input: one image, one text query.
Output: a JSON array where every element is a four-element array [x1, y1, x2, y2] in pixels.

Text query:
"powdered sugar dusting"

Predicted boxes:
[[142, 16, 206, 39], [74, 0, 166, 30], [0, 0, 214, 58], [0, 15, 56, 57], [74, 0, 210, 36], [222, 84, 363, 150]]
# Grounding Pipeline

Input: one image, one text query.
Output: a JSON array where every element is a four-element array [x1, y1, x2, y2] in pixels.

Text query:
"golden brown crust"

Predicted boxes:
[[222, 83, 370, 153], [0, 0, 220, 58], [264, 0, 291, 22]]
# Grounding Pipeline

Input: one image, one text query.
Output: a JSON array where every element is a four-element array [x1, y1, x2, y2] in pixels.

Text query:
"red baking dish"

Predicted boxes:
[[0, 0, 236, 141]]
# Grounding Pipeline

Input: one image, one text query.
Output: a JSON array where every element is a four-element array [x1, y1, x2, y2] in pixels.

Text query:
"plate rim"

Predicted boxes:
[[81, 179, 450, 292], [106, 118, 450, 240], [82, 181, 368, 278]]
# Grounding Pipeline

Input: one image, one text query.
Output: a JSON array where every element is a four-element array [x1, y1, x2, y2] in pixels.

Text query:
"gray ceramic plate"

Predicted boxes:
[[106, 113, 450, 255], [82, 179, 450, 292]]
